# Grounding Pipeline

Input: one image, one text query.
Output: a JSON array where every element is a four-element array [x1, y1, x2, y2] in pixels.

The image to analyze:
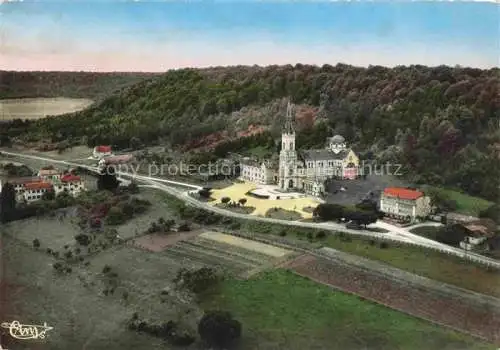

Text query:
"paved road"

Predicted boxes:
[[2, 150, 500, 268]]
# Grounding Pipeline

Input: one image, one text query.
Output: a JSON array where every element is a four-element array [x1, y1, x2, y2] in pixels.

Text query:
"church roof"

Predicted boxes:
[[330, 135, 345, 144], [299, 149, 350, 161]]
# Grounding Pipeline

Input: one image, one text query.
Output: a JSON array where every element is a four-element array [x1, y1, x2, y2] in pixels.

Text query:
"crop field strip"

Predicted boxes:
[[163, 242, 257, 275], [191, 237, 278, 265], [285, 254, 500, 345]]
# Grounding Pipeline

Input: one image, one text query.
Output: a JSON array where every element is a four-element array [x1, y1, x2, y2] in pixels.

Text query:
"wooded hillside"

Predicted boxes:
[[4, 64, 500, 201], [0, 71, 159, 100]]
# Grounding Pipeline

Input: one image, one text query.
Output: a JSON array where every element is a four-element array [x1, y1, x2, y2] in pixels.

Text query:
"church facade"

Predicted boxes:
[[278, 101, 360, 197]]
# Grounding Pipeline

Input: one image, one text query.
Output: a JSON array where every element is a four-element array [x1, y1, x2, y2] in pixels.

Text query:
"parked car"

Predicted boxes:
[[346, 222, 362, 230]]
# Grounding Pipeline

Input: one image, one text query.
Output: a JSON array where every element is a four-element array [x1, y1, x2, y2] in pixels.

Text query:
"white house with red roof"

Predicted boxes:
[[53, 174, 86, 197], [23, 181, 54, 203], [38, 166, 61, 182], [0, 177, 44, 201], [380, 187, 431, 221], [93, 145, 112, 159]]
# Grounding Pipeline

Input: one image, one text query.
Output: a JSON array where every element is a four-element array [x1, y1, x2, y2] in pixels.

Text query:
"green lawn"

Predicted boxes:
[[409, 225, 440, 239], [201, 270, 493, 350], [425, 186, 493, 216], [325, 235, 500, 298]]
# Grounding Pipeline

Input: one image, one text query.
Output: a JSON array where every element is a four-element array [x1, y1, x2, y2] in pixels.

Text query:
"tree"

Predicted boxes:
[[479, 204, 500, 224], [0, 182, 16, 223], [238, 198, 247, 206], [198, 311, 242, 349], [313, 203, 344, 221], [75, 234, 91, 246], [435, 224, 469, 246], [198, 188, 212, 199], [221, 197, 231, 204], [97, 166, 120, 192], [42, 190, 55, 201], [32, 238, 40, 249]]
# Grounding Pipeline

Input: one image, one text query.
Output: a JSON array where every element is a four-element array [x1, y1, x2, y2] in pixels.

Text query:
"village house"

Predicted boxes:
[[379, 187, 431, 222], [0, 177, 44, 202], [38, 167, 61, 182], [52, 174, 86, 197], [93, 145, 113, 159], [22, 181, 54, 203], [459, 218, 497, 251]]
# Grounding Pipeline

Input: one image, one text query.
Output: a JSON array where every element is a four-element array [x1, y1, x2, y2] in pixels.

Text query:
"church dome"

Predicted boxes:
[[330, 135, 345, 144]]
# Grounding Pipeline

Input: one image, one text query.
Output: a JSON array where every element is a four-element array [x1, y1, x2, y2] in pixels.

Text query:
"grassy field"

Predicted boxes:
[[410, 225, 440, 239], [236, 221, 500, 298], [425, 186, 494, 216], [201, 270, 494, 350], [324, 235, 500, 298], [0, 97, 93, 120]]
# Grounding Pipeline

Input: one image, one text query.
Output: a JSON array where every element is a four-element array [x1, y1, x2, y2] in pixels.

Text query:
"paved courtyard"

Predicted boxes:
[[209, 182, 321, 219]]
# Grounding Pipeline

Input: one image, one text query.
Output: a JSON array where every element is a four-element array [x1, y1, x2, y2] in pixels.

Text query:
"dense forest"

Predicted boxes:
[[0, 71, 159, 100], [2, 64, 500, 201]]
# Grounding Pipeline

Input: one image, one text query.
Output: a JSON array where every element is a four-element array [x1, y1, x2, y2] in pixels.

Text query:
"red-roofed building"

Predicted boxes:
[[23, 181, 53, 203], [54, 174, 85, 197], [380, 187, 431, 221], [93, 145, 112, 159]]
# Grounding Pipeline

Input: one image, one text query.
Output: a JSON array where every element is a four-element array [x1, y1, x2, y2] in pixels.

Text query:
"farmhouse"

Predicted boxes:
[[93, 145, 112, 159], [459, 218, 497, 251], [379, 187, 431, 221]]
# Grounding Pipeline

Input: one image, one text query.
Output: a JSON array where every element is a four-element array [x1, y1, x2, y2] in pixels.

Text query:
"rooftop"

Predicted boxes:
[[463, 218, 497, 238], [95, 145, 112, 152], [299, 149, 350, 161], [383, 187, 424, 200], [61, 174, 82, 182], [24, 182, 53, 190]]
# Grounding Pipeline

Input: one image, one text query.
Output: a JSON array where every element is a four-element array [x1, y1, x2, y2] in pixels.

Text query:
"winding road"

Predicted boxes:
[[1, 149, 499, 268]]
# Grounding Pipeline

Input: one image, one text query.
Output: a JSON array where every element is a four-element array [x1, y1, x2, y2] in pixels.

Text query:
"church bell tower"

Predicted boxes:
[[279, 100, 297, 190]]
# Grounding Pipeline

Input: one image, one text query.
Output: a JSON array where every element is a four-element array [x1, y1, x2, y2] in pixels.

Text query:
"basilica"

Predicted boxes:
[[239, 101, 360, 197], [278, 101, 359, 197]]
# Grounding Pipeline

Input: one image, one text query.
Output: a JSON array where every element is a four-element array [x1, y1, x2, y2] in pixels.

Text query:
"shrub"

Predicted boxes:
[[379, 242, 389, 249], [32, 239, 40, 249], [315, 230, 327, 239]]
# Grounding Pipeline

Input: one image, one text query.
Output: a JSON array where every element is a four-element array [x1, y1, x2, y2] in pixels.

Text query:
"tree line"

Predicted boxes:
[[4, 64, 499, 200]]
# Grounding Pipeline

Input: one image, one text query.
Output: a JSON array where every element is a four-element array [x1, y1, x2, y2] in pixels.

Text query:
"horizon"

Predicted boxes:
[[1, 1, 498, 72]]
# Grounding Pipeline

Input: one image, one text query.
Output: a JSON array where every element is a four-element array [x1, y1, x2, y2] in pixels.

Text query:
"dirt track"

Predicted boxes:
[[285, 254, 500, 345]]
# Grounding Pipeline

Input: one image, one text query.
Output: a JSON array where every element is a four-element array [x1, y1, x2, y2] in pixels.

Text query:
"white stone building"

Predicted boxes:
[[379, 187, 431, 221], [239, 158, 277, 185]]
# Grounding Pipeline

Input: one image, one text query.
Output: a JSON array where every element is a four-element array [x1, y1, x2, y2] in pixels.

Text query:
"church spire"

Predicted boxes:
[[283, 99, 295, 134]]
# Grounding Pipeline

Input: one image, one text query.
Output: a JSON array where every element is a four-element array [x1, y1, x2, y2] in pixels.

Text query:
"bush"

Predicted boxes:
[[198, 311, 242, 349], [32, 238, 40, 249], [315, 230, 327, 239], [379, 242, 389, 249], [278, 229, 287, 237]]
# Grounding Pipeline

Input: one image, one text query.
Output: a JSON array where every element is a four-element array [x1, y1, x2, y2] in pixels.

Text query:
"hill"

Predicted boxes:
[[0, 71, 160, 101], [3, 64, 500, 201]]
